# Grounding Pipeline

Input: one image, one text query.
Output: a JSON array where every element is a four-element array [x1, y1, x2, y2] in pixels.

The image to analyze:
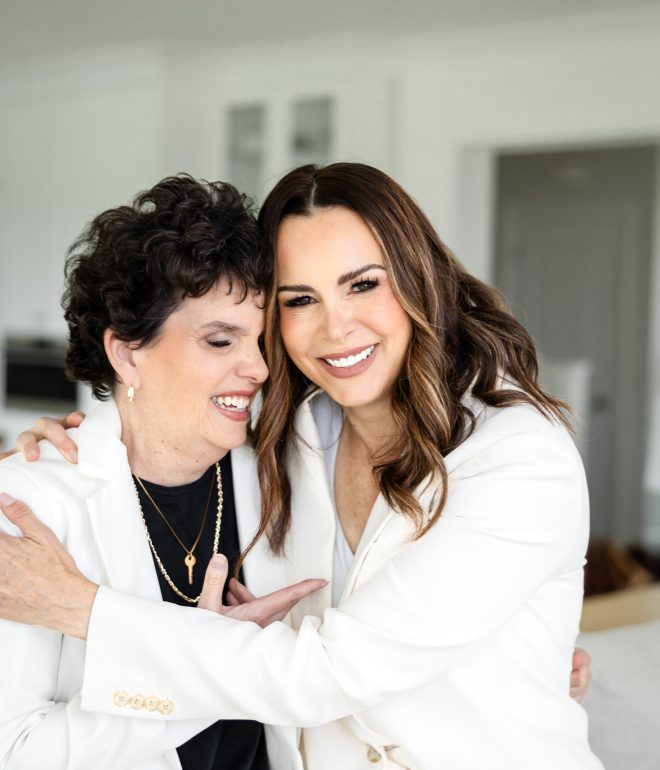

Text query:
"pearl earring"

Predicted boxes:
[[127, 385, 135, 402]]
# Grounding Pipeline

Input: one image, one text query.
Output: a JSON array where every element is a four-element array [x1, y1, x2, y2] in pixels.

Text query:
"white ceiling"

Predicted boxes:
[[2, 0, 659, 64]]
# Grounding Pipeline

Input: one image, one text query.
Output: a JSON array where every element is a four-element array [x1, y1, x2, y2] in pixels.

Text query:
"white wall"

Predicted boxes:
[[0, 45, 166, 339], [0, 44, 168, 449]]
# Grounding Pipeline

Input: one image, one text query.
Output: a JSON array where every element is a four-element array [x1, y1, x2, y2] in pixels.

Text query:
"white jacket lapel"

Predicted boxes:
[[230, 442, 288, 596], [229, 445, 303, 769], [339, 396, 490, 600], [338, 494, 394, 602], [77, 400, 161, 599], [285, 397, 335, 628]]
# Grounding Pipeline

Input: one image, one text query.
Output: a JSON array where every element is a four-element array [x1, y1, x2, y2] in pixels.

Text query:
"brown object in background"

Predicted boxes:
[[580, 583, 660, 631], [628, 545, 660, 580], [584, 539, 654, 596]]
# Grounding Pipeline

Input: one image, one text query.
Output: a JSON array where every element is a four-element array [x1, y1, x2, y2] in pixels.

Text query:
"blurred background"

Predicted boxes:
[[1, 1, 660, 764], [2, 0, 660, 593]]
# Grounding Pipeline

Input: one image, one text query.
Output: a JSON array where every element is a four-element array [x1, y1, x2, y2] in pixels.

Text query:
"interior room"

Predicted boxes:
[[1, 2, 659, 768]]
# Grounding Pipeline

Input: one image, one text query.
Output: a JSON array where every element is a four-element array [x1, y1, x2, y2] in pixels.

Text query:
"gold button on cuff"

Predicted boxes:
[[158, 699, 174, 715], [144, 695, 160, 712], [112, 690, 129, 708], [366, 745, 381, 763], [129, 694, 145, 710]]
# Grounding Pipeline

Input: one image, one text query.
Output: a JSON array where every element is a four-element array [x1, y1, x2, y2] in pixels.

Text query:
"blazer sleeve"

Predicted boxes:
[[0, 463, 212, 769], [80, 420, 588, 727]]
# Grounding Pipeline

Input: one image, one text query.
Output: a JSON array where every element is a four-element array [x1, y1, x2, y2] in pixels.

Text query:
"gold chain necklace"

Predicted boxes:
[[135, 468, 215, 583], [132, 463, 223, 604]]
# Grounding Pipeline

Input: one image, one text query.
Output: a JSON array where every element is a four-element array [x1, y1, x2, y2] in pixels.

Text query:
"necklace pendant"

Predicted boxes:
[[133, 463, 222, 604], [184, 552, 196, 585]]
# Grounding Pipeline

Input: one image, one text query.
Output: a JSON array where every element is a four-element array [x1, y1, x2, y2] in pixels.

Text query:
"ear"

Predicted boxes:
[[103, 329, 140, 393]]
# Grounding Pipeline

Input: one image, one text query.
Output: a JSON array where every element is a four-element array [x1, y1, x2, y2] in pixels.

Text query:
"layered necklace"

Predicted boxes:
[[132, 463, 223, 604]]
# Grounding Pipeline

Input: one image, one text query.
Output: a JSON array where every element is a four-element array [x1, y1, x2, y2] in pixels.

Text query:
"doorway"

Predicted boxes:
[[494, 145, 656, 542]]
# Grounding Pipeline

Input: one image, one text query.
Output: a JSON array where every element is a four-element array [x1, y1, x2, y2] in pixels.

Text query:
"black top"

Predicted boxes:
[[135, 453, 269, 770]]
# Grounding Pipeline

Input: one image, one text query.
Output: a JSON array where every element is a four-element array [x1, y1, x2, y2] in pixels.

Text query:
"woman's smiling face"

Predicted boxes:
[[130, 279, 268, 460], [276, 206, 412, 411]]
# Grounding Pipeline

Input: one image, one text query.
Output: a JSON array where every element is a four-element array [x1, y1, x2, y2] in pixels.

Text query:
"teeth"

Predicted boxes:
[[212, 395, 250, 411], [324, 345, 375, 368]]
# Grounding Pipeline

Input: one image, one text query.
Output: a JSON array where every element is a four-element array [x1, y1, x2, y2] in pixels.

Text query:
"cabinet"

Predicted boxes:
[[214, 57, 395, 204], [224, 95, 335, 203]]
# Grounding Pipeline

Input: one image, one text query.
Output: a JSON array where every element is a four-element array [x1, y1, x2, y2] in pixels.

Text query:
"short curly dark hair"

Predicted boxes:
[[62, 174, 267, 400]]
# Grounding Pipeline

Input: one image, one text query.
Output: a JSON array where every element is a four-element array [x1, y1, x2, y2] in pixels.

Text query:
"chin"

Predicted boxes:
[[204, 426, 247, 455], [220, 429, 248, 450], [325, 383, 388, 410]]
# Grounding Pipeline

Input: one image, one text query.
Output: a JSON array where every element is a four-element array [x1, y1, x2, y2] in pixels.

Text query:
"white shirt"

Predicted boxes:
[[310, 394, 354, 607]]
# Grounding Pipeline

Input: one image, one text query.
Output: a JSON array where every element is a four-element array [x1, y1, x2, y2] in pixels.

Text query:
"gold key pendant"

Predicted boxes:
[[184, 552, 196, 585]]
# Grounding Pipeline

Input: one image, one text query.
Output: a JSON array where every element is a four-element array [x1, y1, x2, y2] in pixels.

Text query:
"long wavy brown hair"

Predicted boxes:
[[248, 162, 568, 558]]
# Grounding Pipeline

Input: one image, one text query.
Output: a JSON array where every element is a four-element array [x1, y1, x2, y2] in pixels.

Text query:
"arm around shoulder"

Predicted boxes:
[[79, 413, 589, 727]]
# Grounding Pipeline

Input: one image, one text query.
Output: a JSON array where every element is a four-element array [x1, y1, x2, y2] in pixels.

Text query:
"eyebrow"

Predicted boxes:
[[277, 263, 385, 294], [199, 321, 245, 333]]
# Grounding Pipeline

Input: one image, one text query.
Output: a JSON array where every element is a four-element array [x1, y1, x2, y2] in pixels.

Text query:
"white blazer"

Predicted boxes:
[[0, 399, 298, 770], [78, 391, 603, 770]]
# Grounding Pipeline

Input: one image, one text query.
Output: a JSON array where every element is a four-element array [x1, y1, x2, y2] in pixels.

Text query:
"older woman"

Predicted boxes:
[[1, 164, 600, 769], [0, 175, 323, 770]]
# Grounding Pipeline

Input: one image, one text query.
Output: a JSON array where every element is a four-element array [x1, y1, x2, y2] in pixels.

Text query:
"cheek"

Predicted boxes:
[[278, 313, 306, 361], [167, 354, 219, 401], [373, 292, 412, 343], [142, 357, 175, 393]]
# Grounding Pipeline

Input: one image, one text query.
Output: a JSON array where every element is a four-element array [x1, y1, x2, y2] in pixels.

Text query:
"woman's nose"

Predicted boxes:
[[322, 303, 356, 344], [239, 345, 269, 384]]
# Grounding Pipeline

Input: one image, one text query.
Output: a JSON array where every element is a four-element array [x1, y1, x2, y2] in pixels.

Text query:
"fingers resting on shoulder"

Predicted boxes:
[[13, 411, 85, 464]]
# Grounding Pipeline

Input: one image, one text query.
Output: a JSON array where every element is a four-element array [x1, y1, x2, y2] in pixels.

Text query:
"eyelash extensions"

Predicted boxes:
[[283, 276, 381, 307]]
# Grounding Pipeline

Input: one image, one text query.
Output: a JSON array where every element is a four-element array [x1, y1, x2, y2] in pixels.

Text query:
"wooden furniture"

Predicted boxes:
[[580, 582, 660, 631]]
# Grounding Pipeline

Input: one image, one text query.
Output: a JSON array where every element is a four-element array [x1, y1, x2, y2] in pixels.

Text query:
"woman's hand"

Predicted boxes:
[[0, 493, 97, 639], [0, 493, 326, 637], [570, 647, 593, 702], [198, 554, 327, 627], [7, 412, 85, 463]]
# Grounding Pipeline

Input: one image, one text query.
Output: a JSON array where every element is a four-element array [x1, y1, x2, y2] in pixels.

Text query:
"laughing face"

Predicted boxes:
[[276, 206, 412, 413], [129, 279, 267, 461]]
